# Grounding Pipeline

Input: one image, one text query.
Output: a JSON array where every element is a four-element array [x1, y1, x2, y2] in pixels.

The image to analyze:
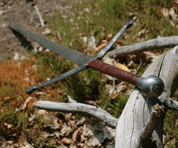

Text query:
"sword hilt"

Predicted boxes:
[[87, 59, 164, 98]]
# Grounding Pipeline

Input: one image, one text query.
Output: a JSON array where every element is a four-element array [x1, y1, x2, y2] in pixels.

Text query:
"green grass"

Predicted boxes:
[[164, 109, 178, 147]]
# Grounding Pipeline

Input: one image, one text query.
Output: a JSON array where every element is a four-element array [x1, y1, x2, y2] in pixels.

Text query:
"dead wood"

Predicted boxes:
[[107, 36, 178, 58], [33, 101, 118, 128], [115, 45, 178, 148]]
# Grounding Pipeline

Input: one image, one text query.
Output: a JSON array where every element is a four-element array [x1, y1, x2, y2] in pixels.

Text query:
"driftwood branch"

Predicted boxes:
[[115, 45, 178, 148], [138, 104, 164, 147], [33, 101, 118, 128], [107, 36, 178, 58]]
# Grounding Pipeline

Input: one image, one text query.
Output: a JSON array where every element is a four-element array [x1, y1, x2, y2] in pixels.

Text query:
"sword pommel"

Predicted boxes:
[[136, 75, 164, 98]]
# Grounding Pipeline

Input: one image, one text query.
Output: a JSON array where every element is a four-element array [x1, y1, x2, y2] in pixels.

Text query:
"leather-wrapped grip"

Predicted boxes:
[[87, 59, 140, 85]]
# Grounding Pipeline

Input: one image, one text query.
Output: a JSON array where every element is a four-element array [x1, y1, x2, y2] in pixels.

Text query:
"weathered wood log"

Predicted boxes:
[[115, 45, 178, 148], [107, 36, 178, 58]]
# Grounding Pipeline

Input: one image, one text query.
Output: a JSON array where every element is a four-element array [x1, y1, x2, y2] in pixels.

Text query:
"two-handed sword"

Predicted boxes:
[[9, 21, 164, 98]]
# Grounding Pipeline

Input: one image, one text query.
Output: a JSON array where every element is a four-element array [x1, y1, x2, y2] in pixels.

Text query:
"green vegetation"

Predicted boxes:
[[1, 0, 178, 147]]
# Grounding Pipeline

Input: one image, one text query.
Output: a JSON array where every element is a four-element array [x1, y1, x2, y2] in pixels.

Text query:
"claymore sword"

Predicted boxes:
[[9, 21, 164, 98]]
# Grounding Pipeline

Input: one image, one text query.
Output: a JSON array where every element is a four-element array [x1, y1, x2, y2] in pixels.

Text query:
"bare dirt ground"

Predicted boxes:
[[0, 0, 73, 61]]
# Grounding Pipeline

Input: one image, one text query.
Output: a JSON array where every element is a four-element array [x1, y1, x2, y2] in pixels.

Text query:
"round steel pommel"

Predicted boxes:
[[136, 75, 164, 98]]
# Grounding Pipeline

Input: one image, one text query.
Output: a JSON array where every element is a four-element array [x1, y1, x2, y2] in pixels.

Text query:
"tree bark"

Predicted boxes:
[[115, 45, 178, 148]]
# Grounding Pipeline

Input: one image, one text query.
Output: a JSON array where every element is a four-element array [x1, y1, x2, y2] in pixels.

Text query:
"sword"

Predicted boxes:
[[9, 21, 164, 98]]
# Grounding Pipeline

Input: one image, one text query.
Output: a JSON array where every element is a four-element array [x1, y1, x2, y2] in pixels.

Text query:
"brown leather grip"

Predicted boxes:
[[87, 59, 140, 85]]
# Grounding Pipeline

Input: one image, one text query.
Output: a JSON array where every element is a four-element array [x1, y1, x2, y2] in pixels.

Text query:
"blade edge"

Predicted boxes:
[[9, 22, 94, 65]]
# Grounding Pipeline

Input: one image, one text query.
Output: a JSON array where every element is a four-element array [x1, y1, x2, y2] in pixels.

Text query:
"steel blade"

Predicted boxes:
[[9, 22, 94, 65], [26, 64, 87, 94]]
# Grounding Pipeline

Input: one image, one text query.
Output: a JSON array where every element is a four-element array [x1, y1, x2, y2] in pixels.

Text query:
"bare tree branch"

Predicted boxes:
[[33, 101, 118, 128], [138, 104, 164, 147], [107, 36, 178, 58]]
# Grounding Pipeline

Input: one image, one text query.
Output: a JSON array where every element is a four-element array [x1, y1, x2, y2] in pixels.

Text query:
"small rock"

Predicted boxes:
[[13, 52, 20, 61]]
